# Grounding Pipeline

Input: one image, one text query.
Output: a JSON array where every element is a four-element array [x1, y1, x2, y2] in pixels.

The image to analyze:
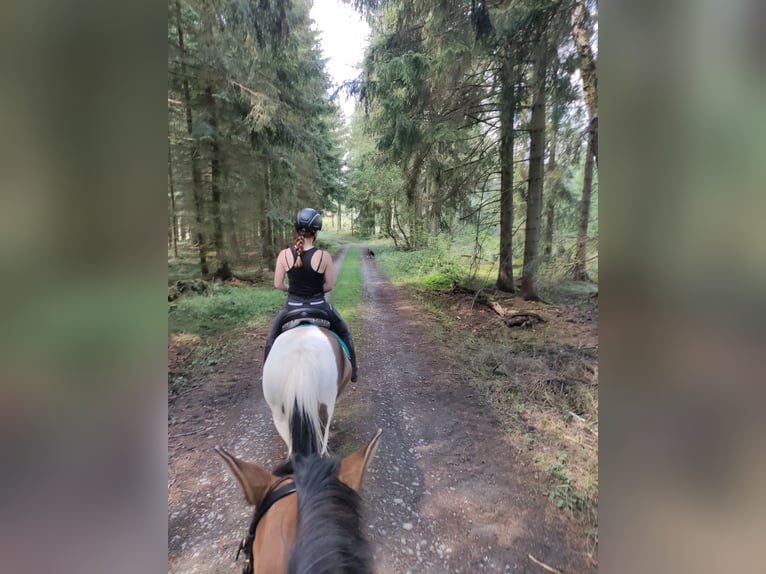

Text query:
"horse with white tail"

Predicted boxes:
[[262, 316, 352, 457]]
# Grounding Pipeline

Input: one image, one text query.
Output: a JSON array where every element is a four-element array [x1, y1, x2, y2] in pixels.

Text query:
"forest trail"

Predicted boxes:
[[168, 245, 594, 573]]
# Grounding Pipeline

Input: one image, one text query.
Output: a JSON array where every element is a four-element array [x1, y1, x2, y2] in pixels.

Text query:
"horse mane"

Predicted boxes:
[[287, 454, 372, 574]]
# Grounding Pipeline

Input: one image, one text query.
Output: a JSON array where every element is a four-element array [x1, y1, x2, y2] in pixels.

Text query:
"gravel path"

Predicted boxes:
[[167, 245, 592, 573]]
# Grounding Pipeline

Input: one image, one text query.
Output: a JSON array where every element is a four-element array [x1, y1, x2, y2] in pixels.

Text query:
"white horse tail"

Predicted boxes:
[[263, 327, 341, 456]]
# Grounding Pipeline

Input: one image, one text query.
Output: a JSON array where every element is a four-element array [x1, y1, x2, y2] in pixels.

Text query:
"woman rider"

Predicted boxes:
[[263, 208, 358, 382]]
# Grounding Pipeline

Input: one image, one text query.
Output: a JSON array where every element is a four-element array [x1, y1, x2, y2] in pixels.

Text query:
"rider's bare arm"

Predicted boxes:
[[322, 253, 335, 292], [274, 249, 291, 291]]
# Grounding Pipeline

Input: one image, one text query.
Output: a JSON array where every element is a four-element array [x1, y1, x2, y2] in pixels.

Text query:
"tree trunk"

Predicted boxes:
[[572, 0, 598, 280], [520, 52, 546, 301], [175, 0, 208, 276], [386, 201, 398, 248], [261, 163, 274, 268], [393, 198, 412, 250], [205, 85, 230, 280], [225, 200, 241, 262], [168, 137, 179, 259], [412, 168, 424, 248], [430, 170, 441, 238], [572, 0, 598, 162], [496, 53, 516, 293], [573, 131, 595, 280], [337, 199, 342, 231], [544, 195, 554, 260], [543, 120, 557, 261]]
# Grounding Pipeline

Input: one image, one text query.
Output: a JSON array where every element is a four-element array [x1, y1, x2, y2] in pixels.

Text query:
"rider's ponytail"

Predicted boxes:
[[294, 233, 305, 268], [293, 229, 318, 269]]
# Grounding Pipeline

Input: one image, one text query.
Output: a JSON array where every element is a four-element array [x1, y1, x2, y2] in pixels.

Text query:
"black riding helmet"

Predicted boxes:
[[294, 207, 322, 233]]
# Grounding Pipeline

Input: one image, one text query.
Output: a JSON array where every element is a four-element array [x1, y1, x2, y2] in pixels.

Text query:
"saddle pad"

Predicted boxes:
[[295, 324, 350, 360]]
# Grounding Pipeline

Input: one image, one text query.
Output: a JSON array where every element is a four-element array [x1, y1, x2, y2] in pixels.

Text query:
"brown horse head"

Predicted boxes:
[[215, 429, 382, 574]]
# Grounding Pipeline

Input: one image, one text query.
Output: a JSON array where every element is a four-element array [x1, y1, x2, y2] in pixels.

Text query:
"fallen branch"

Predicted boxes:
[[452, 283, 508, 317], [488, 301, 506, 317], [504, 311, 546, 328], [528, 553, 562, 574]]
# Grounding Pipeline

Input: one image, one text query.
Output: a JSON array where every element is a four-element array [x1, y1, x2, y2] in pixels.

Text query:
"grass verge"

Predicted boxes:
[[329, 245, 363, 329], [168, 284, 285, 337]]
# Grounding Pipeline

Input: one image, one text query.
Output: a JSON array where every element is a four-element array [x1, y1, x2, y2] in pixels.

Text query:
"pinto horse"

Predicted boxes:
[[215, 429, 381, 574], [263, 324, 352, 456]]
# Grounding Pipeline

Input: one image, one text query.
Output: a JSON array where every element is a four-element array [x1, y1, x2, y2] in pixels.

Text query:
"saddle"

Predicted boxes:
[[276, 307, 350, 360], [279, 307, 332, 333]]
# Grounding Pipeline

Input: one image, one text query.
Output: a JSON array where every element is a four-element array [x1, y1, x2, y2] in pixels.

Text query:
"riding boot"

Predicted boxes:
[[264, 308, 288, 363], [342, 333, 358, 382], [324, 302, 358, 381], [263, 335, 275, 363]]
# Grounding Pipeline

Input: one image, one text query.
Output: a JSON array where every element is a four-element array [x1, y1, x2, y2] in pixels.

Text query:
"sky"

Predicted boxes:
[[309, 0, 371, 122]]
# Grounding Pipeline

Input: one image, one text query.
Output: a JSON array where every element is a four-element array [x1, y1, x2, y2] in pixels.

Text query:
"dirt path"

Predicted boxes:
[[168, 246, 593, 573]]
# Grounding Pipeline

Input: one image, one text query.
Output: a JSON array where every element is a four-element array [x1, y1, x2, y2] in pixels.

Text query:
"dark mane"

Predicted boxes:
[[287, 454, 372, 574], [273, 459, 293, 476]]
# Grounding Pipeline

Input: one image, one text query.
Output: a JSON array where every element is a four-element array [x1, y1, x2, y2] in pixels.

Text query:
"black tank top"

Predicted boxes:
[[287, 247, 325, 298]]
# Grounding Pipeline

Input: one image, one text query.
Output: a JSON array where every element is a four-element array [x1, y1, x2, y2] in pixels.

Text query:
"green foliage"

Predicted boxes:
[[373, 240, 465, 290], [543, 451, 590, 514], [352, 0, 598, 291], [168, 284, 284, 337], [345, 111, 406, 239], [168, 259, 203, 284]]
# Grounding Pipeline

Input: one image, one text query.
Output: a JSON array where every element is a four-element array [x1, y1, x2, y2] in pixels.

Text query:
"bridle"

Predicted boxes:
[[235, 475, 297, 574]]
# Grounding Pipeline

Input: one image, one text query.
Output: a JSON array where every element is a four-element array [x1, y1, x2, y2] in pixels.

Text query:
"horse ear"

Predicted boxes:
[[338, 429, 383, 492], [214, 446, 273, 505]]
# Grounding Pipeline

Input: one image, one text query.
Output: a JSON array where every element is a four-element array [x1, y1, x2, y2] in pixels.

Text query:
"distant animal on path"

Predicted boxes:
[[366, 249, 375, 259]]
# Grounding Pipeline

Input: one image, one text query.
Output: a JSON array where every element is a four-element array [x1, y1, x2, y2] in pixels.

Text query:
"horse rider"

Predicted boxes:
[[263, 207, 358, 382]]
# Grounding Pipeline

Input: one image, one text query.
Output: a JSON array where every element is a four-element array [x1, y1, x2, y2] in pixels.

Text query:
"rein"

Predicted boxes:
[[236, 476, 297, 574]]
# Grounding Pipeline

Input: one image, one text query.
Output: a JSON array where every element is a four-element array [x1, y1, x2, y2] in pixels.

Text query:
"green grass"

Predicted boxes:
[[168, 284, 285, 336], [542, 451, 588, 512], [329, 245, 363, 327], [369, 236, 510, 292], [168, 259, 204, 284]]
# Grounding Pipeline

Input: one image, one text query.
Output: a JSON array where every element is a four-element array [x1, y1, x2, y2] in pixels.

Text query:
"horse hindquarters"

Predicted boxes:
[[262, 327, 340, 456]]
